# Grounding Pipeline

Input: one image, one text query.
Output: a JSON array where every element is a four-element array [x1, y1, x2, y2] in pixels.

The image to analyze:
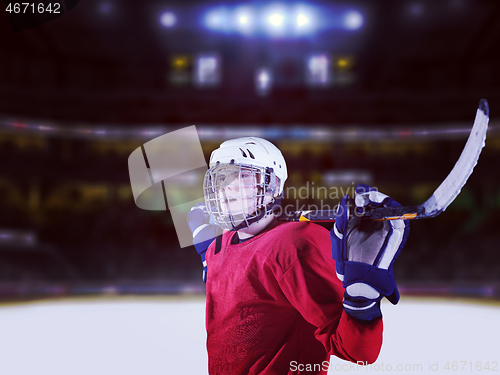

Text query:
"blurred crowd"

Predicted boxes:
[[0, 131, 499, 285]]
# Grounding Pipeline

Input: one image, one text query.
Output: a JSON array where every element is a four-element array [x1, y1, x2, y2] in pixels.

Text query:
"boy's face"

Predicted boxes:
[[217, 165, 266, 217], [204, 163, 279, 230]]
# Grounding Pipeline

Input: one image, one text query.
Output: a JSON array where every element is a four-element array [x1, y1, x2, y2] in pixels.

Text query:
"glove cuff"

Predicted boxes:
[[343, 294, 382, 323], [343, 261, 396, 298]]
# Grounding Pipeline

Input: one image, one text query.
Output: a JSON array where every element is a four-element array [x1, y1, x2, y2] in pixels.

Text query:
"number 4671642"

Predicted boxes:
[[5, 3, 61, 14]]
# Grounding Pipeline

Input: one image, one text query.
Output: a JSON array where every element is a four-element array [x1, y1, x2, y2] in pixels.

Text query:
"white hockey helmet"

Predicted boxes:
[[208, 137, 287, 193], [203, 137, 288, 230]]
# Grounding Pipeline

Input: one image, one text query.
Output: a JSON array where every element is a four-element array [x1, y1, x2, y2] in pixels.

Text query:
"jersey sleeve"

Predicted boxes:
[[277, 249, 383, 364]]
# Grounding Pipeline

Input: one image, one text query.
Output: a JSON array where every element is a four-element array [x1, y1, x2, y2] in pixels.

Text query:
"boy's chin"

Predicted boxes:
[[221, 211, 259, 229]]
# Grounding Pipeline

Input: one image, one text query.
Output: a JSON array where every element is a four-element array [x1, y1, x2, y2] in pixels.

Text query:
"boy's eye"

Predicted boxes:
[[215, 174, 225, 182]]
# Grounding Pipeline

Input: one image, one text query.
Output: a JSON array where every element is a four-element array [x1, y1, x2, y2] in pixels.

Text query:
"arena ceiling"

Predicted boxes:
[[1, 0, 499, 125]]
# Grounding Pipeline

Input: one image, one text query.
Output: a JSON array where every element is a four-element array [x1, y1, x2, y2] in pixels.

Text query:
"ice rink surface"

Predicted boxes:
[[0, 295, 498, 375]]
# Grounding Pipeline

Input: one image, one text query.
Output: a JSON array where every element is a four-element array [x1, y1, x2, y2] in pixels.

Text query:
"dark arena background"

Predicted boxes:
[[1, 1, 500, 374]]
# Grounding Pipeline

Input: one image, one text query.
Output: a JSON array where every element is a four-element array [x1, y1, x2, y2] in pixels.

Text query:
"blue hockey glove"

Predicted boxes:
[[331, 184, 410, 323], [187, 203, 222, 283]]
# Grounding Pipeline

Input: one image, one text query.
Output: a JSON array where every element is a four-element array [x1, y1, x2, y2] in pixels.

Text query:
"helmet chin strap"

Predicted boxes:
[[228, 194, 283, 231]]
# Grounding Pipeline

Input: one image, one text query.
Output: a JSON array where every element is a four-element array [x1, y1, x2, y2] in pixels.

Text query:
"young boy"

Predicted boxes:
[[187, 137, 409, 375]]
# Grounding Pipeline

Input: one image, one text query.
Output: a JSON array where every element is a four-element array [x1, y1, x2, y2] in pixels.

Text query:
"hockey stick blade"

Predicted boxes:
[[279, 99, 489, 222]]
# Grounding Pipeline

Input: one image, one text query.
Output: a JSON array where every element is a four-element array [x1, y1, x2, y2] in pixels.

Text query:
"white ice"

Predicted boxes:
[[0, 296, 498, 375]]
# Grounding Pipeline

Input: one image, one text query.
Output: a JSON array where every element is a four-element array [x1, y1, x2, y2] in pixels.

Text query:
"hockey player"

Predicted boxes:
[[187, 137, 410, 375]]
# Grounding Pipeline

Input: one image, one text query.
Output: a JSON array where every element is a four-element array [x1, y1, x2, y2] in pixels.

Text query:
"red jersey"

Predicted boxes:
[[205, 220, 383, 375]]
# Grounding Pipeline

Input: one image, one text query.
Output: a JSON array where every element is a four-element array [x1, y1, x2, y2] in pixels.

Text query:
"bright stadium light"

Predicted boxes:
[[202, 4, 322, 36], [205, 8, 228, 30], [296, 13, 309, 27], [239, 15, 249, 25], [234, 6, 254, 33], [292, 5, 315, 34], [263, 4, 287, 35], [344, 10, 363, 30], [268, 13, 284, 27], [255, 68, 272, 96], [160, 12, 177, 28]]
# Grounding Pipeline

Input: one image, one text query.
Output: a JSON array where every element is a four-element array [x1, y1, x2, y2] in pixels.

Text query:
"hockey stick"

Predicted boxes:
[[279, 99, 489, 222]]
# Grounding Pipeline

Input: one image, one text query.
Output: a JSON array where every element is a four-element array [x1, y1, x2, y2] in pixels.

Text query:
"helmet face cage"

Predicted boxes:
[[203, 163, 280, 231]]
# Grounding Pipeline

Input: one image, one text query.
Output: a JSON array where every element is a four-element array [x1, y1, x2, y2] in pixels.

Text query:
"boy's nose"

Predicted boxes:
[[225, 178, 240, 192]]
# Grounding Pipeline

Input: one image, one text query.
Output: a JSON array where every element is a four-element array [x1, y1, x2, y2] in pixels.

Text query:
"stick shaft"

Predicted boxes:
[[278, 205, 424, 222], [278, 99, 489, 224]]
